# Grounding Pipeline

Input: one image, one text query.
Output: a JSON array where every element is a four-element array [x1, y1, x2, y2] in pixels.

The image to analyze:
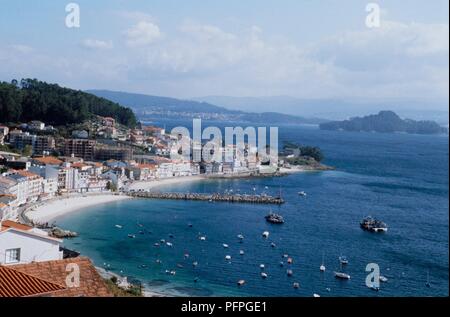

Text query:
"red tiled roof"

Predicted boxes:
[[34, 156, 63, 165], [0, 220, 33, 232], [0, 265, 65, 297], [10, 257, 113, 297]]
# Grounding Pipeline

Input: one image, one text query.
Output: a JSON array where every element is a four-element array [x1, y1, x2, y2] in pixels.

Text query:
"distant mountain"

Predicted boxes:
[[319, 111, 448, 135], [87, 90, 325, 125], [194, 96, 449, 124]]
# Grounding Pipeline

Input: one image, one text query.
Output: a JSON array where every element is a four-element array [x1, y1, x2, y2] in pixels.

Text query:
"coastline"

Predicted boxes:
[[25, 194, 132, 224], [24, 168, 332, 224]]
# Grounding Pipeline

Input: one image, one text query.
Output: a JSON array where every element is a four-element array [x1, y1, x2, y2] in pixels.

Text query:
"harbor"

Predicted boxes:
[[128, 191, 285, 205]]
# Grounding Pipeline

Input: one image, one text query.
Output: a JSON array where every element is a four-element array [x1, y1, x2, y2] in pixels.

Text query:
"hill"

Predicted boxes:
[[319, 111, 448, 135], [88, 90, 324, 125], [0, 79, 137, 127]]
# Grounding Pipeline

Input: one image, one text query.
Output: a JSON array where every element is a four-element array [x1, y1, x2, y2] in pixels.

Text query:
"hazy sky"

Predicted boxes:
[[0, 0, 448, 105]]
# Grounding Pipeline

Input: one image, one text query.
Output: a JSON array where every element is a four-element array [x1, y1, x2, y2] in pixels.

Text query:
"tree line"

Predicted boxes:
[[0, 79, 137, 127]]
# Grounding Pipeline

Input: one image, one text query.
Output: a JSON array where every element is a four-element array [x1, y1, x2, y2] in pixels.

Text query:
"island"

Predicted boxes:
[[319, 111, 448, 135]]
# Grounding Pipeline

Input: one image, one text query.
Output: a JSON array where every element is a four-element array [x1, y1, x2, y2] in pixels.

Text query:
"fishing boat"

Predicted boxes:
[[360, 216, 388, 232], [265, 213, 285, 224], [199, 236, 206, 241], [261, 272, 268, 279], [262, 231, 270, 238], [166, 242, 173, 247], [237, 280, 246, 286], [225, 255, 232, 261]]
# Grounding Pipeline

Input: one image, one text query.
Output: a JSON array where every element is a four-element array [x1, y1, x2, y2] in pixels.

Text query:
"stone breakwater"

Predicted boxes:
[[129, 192, 285, 205]]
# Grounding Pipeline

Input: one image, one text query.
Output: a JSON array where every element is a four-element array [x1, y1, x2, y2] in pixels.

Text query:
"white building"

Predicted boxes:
[[0, 220, 63, 265]]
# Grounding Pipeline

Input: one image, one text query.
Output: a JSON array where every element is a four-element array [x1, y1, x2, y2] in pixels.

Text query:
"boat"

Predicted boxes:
[[320, 253, 326, 272], [279, 261, 284, 267], [339, 256, 349, 265], [237, 234, 244, 240], [262, 231, 270, 238], [199, 236, 206, 241], [360, 216, 388, 233], [260, 264, 265, 270], [239, 250, 245, 255], [298, 191, 307, 197], [271, 242, 277, 248], [128, 234, 136, 239], [293, 282, 300, 289], [287, 258, 293, 265], [334, 272, 351, 280], [225, 255, 232, 261], [265, 213, 284, 224], [287, 269, 293, 276], [166, 242, 173, 247], [237, 280, 246, 286], [192, 261, 198, 267], [313, 294, 321, 298], [379, 276, 388, 283], [115, 225, 123, 229], [177, 264, 184, 268], [261, 272, 268, 279], [154, 243, 160, 247], [223, 244, 229, 248], [184, 253, 190, 259]]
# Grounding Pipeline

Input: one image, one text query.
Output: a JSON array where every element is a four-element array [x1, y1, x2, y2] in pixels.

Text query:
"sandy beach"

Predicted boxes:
[[128, 175, 207, 191], [25, 194, 132, 223]]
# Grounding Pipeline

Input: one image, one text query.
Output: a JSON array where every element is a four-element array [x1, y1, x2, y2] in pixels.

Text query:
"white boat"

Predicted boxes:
[[271, 243, 276, 248], [225, 255, 232, 261], [199, 236, 206, 241], [237, 234, 244, 240], [379, 276, 388, 283], [237, 280, 245, 286], [298, 191, 307, 197], [239, 250, 245, 255], [192, 261, 198, 267], [223, 244, 229, 248], [287, 269, 293, 276], [166, 242, 173, 247], [313, 293, 321, 298], [293, 282, 300, 289], [260, 264, 265, 270], [128, 234, 136, 239], [334, 272, 351, 280], [261, 272, 268, 279], [262, 231, 270, 238], [320, 253, 326, 272], [115, 225, 123, 229]]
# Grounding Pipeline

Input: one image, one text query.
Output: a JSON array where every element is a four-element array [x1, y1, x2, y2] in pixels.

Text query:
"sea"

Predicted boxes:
[[56, 119, 449, 297]]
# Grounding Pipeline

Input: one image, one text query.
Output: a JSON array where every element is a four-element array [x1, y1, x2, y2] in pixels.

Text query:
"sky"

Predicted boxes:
[[0, 0, 448, 109]]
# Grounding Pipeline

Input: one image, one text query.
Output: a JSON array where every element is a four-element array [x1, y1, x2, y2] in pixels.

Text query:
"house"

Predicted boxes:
[[102, 117, 116, 128], [28, 121, 45, 131], [0, 125, 9, 137], [1, 257, 113, 297], [15, 170, 43, 202], [0, 220, 63, 265], [0, 195, 18, 220], [71, 130, 89, 139]]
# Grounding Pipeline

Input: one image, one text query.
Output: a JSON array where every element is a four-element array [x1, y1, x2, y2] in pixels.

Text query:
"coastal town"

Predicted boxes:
[[0, 116, 321, 297]]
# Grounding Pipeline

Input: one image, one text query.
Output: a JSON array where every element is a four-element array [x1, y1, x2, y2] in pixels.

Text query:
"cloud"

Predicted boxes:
[[125, 21, 162, 47], [80, 39, 113, 50]]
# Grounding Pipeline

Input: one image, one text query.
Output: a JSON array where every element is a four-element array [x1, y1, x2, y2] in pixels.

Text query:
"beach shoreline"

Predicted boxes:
[[25, 194, 132, 224]]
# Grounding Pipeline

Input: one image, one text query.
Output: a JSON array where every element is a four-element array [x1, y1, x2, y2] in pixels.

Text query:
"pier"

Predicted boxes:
[[128, 192, 285, 205]]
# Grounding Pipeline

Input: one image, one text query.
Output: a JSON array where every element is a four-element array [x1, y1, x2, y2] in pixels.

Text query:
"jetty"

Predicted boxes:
[[128, 192, 285, 205]]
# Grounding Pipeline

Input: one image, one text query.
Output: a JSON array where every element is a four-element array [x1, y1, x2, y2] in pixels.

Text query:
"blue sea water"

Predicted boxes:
[[57, 122, 449, 297]]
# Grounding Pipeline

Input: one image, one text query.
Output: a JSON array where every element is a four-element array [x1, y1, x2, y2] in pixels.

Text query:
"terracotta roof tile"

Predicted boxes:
[[10, 257, 113, 297], [34, 156, 63, 165], [0, 265, 65, 297], [0, 220, 33, 232]]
